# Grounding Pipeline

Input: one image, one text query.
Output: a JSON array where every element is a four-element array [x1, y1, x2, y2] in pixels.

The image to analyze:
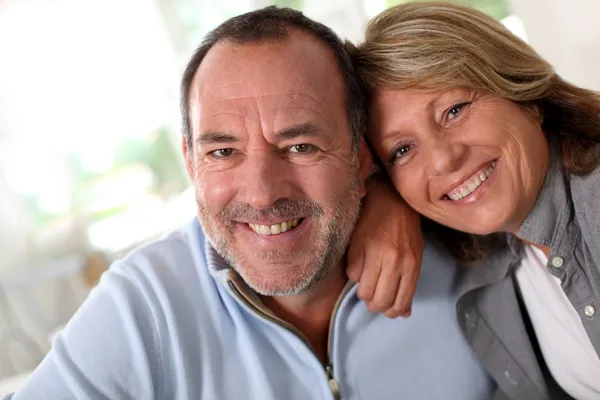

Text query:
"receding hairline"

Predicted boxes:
[[190, 26, 344, 92], [181, 7, 366, 154], [187, 28, 348, 136]]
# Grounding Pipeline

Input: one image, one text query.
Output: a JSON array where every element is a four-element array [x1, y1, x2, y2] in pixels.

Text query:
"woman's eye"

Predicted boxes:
[[447, 102, 470, 121], [390, 144, 413, 162], [209, 148, 235, 158], [289, 144, 316, 154]]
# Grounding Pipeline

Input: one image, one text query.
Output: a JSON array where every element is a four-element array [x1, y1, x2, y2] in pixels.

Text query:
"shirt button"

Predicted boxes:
[[551, 256, 564, 268], [584, 305, 596, 318]]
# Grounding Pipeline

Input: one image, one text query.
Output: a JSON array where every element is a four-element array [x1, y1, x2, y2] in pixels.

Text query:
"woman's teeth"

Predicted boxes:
[[448, 161, 496, 201], [248, 219, 300, 235]]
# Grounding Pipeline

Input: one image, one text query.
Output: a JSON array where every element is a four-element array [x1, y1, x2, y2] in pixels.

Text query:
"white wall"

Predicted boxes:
[[509, 0, 600, 91], [301, 0, 368, 43], [0, 170, 31, 270]]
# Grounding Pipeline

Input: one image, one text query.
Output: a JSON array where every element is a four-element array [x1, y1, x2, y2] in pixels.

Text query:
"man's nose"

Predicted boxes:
[[238, 150, 293, 210], [426, 140, 468, 176]]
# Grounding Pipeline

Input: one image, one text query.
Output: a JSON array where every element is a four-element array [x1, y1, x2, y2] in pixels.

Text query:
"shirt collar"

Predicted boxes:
[[187, 217, 237, 284], [204, 234, 232, 282], [517, 147, 570, 248], [200, 225, 268, 306]]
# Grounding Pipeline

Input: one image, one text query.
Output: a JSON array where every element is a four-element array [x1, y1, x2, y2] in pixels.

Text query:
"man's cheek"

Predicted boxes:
[[305, 170, 345, 199], [198, 176, 236, 212]]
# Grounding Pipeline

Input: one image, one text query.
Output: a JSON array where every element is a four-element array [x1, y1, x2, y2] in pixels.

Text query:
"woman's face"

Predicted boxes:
[[368, 87, 550, 235]]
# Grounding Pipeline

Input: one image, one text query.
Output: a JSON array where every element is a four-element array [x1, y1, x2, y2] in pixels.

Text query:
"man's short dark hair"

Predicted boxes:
[[180, 6, 366, 153]]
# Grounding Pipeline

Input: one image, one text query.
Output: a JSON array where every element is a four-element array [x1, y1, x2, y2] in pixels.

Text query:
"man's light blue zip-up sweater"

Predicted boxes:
[[6, 218, 494, 399]]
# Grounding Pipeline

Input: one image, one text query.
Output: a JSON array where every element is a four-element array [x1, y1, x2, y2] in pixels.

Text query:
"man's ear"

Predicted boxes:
[[182, 134, 195, 180], [357, 137, 373, 198]]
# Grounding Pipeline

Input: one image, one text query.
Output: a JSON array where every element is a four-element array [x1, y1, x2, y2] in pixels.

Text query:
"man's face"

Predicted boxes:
[[184, 31, 369, 296]]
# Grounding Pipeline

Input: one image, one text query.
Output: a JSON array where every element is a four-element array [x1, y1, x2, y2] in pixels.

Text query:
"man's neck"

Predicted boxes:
[[260, 265, 347, 364]]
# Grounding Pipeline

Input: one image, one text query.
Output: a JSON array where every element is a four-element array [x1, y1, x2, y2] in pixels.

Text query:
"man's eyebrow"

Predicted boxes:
[[276, 123, 323, 141], [195, 124, 323, 146], [195, 131, 240, 146]]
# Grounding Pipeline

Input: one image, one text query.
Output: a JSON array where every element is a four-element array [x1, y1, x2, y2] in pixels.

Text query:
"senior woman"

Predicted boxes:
[[351, 2, 600, 400]]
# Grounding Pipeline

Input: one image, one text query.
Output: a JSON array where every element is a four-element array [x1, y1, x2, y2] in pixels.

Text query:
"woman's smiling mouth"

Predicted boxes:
[[445, 160, 497, 201]]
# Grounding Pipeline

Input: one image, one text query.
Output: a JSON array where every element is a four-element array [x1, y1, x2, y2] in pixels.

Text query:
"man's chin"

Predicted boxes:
[[235, 262, 323, 297], [241, 277, 311, 297]]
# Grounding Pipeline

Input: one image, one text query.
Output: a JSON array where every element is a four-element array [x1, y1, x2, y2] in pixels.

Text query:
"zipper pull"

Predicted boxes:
[[325, 364, 341, 400]]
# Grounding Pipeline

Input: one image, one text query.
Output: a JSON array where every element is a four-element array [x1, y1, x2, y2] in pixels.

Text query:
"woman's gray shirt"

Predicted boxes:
[[455, 152, 600, 400]]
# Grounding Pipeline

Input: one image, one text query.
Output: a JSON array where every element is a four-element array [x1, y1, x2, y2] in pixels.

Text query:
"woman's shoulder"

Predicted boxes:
[[569, 164, 600, 245], [570, 163, 600, 208]]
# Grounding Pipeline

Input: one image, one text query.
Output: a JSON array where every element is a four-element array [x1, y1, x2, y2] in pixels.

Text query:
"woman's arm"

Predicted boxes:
[[347, 172, 423, 318]]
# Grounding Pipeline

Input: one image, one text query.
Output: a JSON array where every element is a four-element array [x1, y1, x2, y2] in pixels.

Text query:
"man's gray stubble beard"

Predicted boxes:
[[196, 164, 362, 296]]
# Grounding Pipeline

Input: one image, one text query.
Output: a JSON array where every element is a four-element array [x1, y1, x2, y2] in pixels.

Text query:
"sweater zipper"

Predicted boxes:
[[325, 364, 341, 400], [325, 281, 352, 400], [227, 279, 349, 399]]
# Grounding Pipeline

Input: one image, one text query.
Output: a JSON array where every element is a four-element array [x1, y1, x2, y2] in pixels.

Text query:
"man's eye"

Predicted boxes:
[[209, 148, 235, 158], [288, 144, 316, 154]]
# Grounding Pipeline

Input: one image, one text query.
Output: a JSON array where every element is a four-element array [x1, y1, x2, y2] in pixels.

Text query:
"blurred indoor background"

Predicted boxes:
[[1, 0, 599, 394]]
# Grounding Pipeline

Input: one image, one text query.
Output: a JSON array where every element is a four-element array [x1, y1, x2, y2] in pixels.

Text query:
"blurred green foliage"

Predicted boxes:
[[385, 0, 509, 20], [26, 128, 187, 229], [274, 0, 304, 10]]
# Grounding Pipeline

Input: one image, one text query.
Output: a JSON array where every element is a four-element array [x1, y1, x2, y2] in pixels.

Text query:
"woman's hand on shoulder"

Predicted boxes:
[[347, 172, 423, 318]]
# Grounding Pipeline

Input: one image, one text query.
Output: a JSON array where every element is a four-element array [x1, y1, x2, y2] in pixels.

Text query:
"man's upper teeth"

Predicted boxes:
[[448, 161, 496, 201], [249, 219, 299, 235]]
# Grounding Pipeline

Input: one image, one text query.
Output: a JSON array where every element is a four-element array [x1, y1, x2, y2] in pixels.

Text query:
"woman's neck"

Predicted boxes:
[[517, 237, 551, 257]]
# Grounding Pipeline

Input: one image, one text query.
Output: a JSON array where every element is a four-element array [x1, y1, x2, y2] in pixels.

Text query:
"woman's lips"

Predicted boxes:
[[445, 160, 497, 201]]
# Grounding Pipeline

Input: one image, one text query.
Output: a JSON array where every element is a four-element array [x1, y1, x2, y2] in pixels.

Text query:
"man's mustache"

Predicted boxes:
[[220, 198, 324, 222]]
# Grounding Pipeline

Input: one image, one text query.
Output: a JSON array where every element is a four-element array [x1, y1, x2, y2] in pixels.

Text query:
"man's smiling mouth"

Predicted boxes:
[[248, 218, 303, 235]]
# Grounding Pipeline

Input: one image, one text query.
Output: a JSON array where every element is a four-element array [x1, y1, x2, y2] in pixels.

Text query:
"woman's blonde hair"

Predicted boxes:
[[352, 1, 600, 263]]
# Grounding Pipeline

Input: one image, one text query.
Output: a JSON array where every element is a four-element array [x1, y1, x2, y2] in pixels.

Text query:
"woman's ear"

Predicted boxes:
[[528, 102, 544, 125]]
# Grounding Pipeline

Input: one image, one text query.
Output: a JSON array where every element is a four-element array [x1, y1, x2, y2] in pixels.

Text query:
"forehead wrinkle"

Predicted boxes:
[[278, 106, 331, 129], [195, 130, 240, 147], [200, 93, 325, 123], [194, 36, 345, 104], [207, 91, 324, 105], [203, 111, 248, 121], [191, 37, 347, 147], [204, 96, 331, 137]]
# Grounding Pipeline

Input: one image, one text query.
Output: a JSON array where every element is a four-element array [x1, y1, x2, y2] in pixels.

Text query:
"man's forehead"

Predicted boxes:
[[190, 31, 345, 107]]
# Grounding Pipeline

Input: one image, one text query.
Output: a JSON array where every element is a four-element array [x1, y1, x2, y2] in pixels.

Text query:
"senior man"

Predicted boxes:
[[6, 7, 493, 400]]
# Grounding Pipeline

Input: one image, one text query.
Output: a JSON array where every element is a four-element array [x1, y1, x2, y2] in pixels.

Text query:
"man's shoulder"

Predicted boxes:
[[409, 238, 459, 300], [91, 218, 227, 359], [3, 220, 225, 400], [103, 218, 216, 308], [420, 237, 459, 271], [117, 218, 207, 276]]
